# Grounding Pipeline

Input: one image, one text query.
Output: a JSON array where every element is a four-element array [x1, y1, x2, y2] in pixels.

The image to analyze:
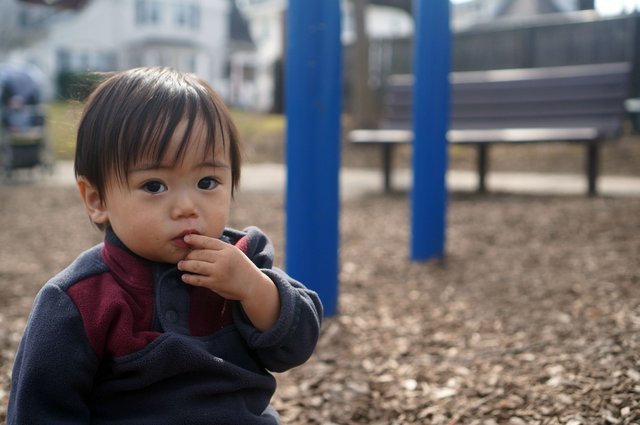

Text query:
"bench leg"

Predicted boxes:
[[382, 144, 393, 192], [477, 144, 489, 193], [586, 141, 599, 197]]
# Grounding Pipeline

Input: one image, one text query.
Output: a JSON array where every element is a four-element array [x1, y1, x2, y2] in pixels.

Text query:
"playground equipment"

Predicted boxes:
[[285, 1, 450, 315]]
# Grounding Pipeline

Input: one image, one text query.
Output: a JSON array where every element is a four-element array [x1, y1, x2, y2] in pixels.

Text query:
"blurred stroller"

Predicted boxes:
[[1, 62, 53, 177]]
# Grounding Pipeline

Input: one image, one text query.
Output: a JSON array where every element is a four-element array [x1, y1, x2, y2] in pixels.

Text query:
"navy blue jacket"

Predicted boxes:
[[8, 227, 322, 424]]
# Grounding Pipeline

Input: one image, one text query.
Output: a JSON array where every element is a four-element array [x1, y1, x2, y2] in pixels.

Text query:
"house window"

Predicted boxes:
[[18, 10, 30, 28], [78, 52, 90, 70], [259, 18, 270, 39], [189, 4, 200, 29], [56, 49, 71, 71], [135, 0, 144, 24], [187, 55, 197, 72], [243, 65, 255, 82], [174, 2, 200, 30], [175, 3, 187, 26], [135, 0, 161, 25], [97, 52, 117, 71]]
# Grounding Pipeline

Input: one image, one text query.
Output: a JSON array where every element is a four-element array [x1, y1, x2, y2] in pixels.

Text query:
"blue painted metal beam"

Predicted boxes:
[[285, 0, 342, 316], [411, 0, 451, 260]]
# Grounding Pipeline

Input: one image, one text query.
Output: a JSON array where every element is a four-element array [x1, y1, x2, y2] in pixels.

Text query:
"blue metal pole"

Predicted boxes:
[[411, 0, 451, 260], [285, 0, 342, 316]]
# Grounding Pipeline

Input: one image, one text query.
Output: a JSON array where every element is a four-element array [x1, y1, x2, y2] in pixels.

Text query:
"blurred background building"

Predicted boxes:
[[0, 0, 638, 113], [0, 0, 251, 103]]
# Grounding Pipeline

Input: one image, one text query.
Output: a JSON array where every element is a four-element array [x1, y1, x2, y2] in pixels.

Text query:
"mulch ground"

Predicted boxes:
[[0, 180, 638, 424]]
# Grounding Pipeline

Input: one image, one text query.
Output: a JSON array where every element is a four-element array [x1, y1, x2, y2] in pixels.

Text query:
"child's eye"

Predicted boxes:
[[142, 181, 167, 193], [197, 177, 219, 190]]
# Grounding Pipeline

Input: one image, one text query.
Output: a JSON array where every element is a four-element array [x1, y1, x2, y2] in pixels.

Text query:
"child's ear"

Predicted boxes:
[[77, 177, 109, 225]]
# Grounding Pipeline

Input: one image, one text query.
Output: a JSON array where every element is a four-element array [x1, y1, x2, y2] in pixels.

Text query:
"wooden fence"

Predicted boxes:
[[344, 10, 640, 109]]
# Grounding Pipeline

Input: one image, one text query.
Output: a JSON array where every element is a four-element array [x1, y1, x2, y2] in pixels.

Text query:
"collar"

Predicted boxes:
[[100, 227, 156, 292]]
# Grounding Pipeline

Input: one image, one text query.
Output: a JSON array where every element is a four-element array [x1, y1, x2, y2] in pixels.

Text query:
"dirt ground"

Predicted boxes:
[[1, 134, 639, 423]]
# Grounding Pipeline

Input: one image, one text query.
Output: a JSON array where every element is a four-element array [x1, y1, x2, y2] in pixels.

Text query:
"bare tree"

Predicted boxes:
[[352, 0, 376, 128], [350, 0, 410, 128]]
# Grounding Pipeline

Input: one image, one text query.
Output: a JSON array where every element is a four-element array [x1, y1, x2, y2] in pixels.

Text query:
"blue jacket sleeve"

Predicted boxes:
[[231, 227, 323, 372], [8, 283, 99, 424]]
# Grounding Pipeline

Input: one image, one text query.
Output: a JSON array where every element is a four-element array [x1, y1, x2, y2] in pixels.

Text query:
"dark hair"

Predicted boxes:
[[75, 67, 242, 200]]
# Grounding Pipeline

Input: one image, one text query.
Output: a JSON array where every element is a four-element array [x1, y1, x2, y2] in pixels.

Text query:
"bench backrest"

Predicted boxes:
[[383, 62, 631, 139]]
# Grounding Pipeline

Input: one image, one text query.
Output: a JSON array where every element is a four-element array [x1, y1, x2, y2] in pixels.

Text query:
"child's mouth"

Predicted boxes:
[[173, 229, 200, 249]]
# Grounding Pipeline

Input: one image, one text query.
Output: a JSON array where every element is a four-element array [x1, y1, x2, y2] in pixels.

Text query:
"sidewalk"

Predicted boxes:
[[10, 160, 640, 198]]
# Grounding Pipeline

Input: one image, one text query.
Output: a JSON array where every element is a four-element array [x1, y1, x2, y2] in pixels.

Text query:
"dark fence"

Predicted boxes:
[[346, 10, 640, 106], [453, 11, 637, 72]]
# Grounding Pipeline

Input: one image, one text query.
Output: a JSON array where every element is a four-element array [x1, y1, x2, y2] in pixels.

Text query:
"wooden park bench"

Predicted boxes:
[[348, 62, 631, 196]]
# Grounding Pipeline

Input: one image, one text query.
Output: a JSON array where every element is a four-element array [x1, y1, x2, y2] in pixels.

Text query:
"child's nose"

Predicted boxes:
[[171, 190, 198, 219]]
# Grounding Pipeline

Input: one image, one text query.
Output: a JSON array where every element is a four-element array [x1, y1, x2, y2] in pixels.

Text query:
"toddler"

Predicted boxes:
[[8, 67, 322, 424]]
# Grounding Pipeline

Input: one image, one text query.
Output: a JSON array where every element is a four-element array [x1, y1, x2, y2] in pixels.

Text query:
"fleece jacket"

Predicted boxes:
[[8, 226, 322, 424]]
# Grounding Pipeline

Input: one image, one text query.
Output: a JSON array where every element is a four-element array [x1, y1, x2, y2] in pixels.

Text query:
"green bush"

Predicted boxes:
[[56, 71, 106, 101]]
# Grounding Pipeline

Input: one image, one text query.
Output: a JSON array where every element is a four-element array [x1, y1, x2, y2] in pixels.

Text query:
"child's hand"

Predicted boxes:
[[178, 234, 263, 300], [178, 234, 280, 331]]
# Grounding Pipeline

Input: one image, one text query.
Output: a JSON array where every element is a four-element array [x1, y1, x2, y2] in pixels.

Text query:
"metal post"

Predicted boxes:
[[477, 144, 488, 193], [285, 0, 342, 316], [383, 144, 393, 192], [411, 0, 451, 260], [586, 141, 599, 196]]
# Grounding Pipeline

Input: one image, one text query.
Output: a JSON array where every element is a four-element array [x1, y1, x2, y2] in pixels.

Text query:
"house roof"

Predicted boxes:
[[230, 0, 254, 46], [495, 0, 571, 16], [18, 0, 87, 10]]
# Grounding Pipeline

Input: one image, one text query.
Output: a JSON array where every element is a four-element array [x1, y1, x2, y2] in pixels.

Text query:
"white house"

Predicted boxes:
[[233, 0, 285, 112], [1, 0, 240, 101], [233, 0, 413, 112]]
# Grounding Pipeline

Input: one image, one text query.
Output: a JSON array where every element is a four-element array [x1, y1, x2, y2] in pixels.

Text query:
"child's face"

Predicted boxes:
[[91, 118, 233, 264]]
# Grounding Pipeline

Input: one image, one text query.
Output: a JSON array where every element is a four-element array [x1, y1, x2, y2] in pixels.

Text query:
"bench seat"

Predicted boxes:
[[348, 63, 631, 196]]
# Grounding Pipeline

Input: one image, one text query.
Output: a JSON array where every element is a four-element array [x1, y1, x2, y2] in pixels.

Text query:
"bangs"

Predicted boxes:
[[122, 86, 220, 174], [75, 67, 241, 199]]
